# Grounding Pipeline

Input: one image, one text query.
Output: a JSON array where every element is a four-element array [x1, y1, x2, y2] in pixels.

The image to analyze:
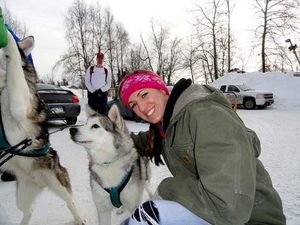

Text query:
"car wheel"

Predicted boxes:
[[66, 117, 77, 125], [243, 99, 256, 109]]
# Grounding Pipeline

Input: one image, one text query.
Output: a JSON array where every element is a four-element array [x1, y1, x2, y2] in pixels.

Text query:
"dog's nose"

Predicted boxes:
[[69, 127, 78, 136]]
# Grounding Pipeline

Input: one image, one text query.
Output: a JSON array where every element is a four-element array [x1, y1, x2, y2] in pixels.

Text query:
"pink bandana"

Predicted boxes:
[[119, 71, 169, 107]]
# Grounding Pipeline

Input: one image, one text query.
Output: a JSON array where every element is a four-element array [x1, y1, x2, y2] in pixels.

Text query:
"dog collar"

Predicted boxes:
[[87, 152, 112, 166]]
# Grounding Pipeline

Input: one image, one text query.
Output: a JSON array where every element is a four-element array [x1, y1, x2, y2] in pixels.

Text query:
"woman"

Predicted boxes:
[[119, 70, 285, 225]]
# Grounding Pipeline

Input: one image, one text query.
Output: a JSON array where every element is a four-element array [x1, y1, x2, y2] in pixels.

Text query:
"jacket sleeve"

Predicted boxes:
[[84, 67, 96, 93], [158, 102, 257, 225], [130, 131, 149, 156]]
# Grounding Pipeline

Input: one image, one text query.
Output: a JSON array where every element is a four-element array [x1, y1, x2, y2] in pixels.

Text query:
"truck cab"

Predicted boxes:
[[219, 84, 274, 109]]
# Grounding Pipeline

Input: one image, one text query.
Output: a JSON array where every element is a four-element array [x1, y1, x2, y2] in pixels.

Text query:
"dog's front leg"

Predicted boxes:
[[4, 33, 31, 122], [17, 179, 43, 225]]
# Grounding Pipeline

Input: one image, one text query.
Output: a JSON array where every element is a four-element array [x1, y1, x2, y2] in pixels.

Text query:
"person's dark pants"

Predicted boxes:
[[88, 90, 108, 115]]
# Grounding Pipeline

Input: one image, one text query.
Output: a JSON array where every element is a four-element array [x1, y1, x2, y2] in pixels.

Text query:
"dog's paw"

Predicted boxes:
[[75, 219, 86, 225]]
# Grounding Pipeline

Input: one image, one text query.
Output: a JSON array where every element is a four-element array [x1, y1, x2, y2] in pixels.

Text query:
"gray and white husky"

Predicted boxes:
[[0, 33, 85, 225], [70, 105, 151, 225]]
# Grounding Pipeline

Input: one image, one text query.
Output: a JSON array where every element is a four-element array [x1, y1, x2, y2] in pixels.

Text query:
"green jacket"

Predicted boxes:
[[132, 84, 285, 225]]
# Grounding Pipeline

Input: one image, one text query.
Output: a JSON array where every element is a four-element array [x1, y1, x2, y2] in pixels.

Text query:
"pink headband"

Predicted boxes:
[[119, 71, 169, 107]]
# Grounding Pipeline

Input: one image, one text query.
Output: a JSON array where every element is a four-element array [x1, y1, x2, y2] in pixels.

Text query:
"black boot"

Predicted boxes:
[[1, 171, 16, 182]]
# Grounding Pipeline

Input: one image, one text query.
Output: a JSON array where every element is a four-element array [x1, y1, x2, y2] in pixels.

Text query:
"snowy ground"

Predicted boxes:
[[0, 72, 300, 225]]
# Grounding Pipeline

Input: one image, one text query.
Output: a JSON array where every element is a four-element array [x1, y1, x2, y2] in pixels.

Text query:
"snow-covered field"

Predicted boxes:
[[0, 72, 299, 225]]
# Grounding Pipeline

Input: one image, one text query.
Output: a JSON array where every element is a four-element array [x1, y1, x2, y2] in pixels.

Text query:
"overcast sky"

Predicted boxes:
[[0, 0, 257, 80]]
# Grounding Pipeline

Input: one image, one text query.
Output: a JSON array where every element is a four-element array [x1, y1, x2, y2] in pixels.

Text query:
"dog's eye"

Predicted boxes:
[[91, 124, 100, 129]]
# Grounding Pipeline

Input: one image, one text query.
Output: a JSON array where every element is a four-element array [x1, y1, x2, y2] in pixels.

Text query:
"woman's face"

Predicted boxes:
[[128, 88, 169, 124]]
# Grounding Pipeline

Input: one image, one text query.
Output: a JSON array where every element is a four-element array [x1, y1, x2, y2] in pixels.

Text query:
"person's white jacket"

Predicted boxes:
[[85, 66, 111, 93]]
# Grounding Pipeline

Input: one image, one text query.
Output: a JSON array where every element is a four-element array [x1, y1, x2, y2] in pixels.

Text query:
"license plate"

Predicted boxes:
[[50, 106, 64, 113]]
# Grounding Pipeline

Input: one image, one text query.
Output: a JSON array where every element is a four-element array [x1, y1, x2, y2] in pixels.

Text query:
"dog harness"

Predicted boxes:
[[104, 167, 133, 208], [90, 164, 134, 208], [0, 107, 50, 159]]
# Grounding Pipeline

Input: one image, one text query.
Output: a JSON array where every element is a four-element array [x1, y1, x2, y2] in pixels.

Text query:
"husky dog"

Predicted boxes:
[[70, 105, 150, 225], [0, 33, 85, 225]]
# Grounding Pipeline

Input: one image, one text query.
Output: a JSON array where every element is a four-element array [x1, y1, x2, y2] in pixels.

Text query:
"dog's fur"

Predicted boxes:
[[70, 105, 151, 225], [0, 33, 85, 225]]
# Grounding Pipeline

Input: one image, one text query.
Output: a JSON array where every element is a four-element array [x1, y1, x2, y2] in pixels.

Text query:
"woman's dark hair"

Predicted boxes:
[[120, 69, 165, 165], [145, 123, 164, 166]]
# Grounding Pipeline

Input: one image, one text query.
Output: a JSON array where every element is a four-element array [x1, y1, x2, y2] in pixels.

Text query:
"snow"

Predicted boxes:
[[0, 72, 300, 225]]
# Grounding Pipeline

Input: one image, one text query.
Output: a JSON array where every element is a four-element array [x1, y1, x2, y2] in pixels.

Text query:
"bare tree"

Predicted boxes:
[[252, 0, 300, 72], [140, 34, 154, 71], [225, 0, 236, 72], [126, 43, 152, 72], [115, 22, 130, 83], [150, 20, 169, 81], [89, 3, 106, 52], [54, 0, 93, 88], [182, 35, 200, 83], [219, 35, 227, 76], [55, 0, 117, 89], [200, 43, 214, 83], [104, 8, 117, 86], [164, 38, 182, 85], [194, 0, 224, 80]]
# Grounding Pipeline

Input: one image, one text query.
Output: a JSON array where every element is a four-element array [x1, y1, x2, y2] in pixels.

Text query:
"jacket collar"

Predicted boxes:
[[162, 78, 192, 133]]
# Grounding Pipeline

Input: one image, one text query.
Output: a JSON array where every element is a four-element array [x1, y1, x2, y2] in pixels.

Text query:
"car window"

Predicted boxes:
[[220, 85, 226, 92], [36, 83, 62, 90], [228, 85, 240, 92]]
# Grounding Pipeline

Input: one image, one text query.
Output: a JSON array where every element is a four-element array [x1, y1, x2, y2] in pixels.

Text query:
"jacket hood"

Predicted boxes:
[[171, 84, 232, 121], [171, 84, 262, 158]]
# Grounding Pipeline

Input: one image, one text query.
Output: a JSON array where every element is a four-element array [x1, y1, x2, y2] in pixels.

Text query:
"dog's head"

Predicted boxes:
[[0, 33, 34, 69], [70, 104, 129, 154], [0, 33, 36, 89]]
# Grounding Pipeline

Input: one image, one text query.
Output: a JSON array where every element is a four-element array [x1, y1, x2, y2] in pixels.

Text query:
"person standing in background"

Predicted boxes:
[[85, 52, 112, 115]]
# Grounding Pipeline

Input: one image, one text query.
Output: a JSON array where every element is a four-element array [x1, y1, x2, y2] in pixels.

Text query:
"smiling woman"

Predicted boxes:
[[119, 71, 170, 124], [118, 70, 286, 225]]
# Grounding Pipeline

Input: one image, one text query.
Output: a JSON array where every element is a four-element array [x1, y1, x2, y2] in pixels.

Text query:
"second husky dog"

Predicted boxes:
[[0, 32, 85, 225], [70, 105, 150, 225]]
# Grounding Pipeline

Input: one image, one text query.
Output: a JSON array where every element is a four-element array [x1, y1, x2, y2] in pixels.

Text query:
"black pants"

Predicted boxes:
[[87, 89, 108, 115]]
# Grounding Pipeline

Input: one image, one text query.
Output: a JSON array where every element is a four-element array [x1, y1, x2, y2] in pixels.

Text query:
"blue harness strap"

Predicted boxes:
[[105, 167, 133, 208]]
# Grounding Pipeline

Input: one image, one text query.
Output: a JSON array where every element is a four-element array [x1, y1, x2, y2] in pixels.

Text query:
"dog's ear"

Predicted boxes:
[[18, 36, 34, 57], [108, 104, 125, 132], [85, 104, 97, 117]]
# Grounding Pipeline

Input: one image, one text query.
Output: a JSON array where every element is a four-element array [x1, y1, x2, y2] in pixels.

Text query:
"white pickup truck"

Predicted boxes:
[[219, 84, 274, 109]]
